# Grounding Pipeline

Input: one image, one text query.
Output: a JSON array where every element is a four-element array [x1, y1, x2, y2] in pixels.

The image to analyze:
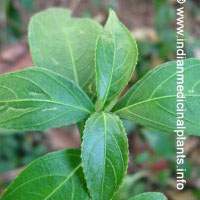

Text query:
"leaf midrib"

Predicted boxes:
[[115, 94, 200, 113], [3, 165, 81, 200], [126, 62, 199, 105], [0, 99, 90, 113], [102, 35, 116, 106], [65, 37, 79, 85], [44, 164, 81, 200]]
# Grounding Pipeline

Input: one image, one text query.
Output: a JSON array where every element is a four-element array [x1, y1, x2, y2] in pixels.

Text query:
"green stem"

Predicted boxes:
[[77, 121, 85, 141]]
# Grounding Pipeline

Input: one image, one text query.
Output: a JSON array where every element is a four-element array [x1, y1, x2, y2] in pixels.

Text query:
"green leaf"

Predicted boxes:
[[95, 10, 138, 110], [0, 149, 89, 200], [28, 8, 102, 92], [113, 58, 200, 135], [0, 67, 93, 131], [82, 112, 128, 199], [129, 192, 167, 200]]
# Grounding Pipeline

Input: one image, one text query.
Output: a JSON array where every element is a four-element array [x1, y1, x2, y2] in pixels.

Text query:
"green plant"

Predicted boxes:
[[0, 8, 199, 200]]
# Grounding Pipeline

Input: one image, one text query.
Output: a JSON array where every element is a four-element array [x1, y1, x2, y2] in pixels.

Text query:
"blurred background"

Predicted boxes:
[[0, 0, 199, 199]]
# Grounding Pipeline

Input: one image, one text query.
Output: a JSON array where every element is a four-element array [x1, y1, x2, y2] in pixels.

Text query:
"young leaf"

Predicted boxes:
[[0, 67, 93, 131], [95, 10, 138, 110], [0, 149, 90, 200], [129, 192, 167, 200], [113, 58, 200, 135], [82, 112, 128, 199], [28, 8, 102, 92]]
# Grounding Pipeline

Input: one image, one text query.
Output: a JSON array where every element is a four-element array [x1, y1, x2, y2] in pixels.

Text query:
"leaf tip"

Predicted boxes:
[[106, 9, 119, 26]]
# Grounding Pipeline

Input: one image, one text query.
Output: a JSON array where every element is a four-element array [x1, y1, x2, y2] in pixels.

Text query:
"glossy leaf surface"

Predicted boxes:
[[0, 67, 93, 131], [82, 112, 128, 199], [114, 58, 200, 135], [95, 10, 138, 110], [29, 8, 102, 91], [0, 149, 89, 200]]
